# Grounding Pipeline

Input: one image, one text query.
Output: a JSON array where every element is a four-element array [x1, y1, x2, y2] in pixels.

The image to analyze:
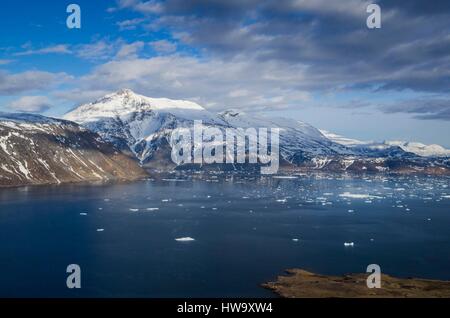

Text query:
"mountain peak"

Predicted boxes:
[[64, 90, 207, 124], [117, 88, 134, 94], [115, 88, 137, 97], [220, 109, 242, 117]]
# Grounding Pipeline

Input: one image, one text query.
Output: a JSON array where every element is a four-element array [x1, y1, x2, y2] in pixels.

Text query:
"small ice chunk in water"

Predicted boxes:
[[96, 229, 104, 232], [344, 242, 354, 247], [348, 209, 354, 213], [79, 213, 87, 216], [129, 208, 139, 212], [162, 199, 169, 202], [146, 208, 159, 211], [292, 238, 300, 242], [175, 237, 195, 242]]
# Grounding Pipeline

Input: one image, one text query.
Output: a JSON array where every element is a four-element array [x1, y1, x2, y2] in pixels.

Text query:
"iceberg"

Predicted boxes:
[[175, 237, 195, 242]]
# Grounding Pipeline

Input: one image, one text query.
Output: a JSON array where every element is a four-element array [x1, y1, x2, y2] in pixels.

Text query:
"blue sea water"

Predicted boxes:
[[0, 174, 449, 297]]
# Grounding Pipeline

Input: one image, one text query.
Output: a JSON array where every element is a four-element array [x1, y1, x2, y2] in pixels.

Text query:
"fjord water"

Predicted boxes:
[[0, 174, 449, 297]]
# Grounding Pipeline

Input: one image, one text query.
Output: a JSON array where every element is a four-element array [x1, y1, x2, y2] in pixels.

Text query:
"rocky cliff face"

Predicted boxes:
[[0, 113, 148, 187]]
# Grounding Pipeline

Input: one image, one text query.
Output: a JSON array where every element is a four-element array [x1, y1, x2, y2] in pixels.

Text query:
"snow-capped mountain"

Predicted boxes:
[[63, 89, 449, 174], [386, 141, 450, 158], [65, 89, 226, 166], [64, 89, 358, 167], [0, 112, 147, 187], [218, 110, 355, 163], [321, 130, 450, 158]]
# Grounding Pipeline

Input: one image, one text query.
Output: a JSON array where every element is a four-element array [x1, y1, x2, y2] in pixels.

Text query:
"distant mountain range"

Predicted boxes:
[[1, 89, 448, 187], [320, 130, 450, 158], [64, 89, 449, 174]]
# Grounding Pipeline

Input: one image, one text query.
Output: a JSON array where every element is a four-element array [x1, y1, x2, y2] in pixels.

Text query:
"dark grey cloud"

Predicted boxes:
[[118, 0, 450, 95], [383, 98, 450, 121]]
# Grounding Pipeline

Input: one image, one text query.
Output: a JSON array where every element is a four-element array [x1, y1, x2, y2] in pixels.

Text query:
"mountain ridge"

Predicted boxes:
[[63, 89, 449, 175]]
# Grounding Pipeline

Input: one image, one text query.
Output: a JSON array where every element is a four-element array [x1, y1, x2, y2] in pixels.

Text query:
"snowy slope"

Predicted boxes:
[[64, 89, 227, 164], [218, 110, 355, 163], [65, 90, 358, 166], [321, 130, 450, 158], [0, 112, 147, 187], [386, 141, 450, 158], [63, 89, 448, 174]]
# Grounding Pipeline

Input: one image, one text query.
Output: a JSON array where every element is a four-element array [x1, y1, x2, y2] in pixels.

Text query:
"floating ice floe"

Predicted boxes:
[[292, 238, 300, 242], [339, 192, 383, 199], [175, 237, 195, 242], [96, 229, 104, 232], [129, 208, 139, 212], [442, 195, 450, 199], [161, 199, 170, 202], [272, 176, 298, 179], [276, 199, 287, 203], [79, 213, 87, 216], [146, 208, 159, 211], [344, 242, 354, 247]]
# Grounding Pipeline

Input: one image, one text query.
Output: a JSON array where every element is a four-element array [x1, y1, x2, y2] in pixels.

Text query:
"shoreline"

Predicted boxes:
[[263, 269, 450, 298]]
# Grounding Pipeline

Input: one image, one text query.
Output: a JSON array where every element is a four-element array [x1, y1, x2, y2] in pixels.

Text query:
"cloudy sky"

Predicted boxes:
[[0, 0, 449, 146]]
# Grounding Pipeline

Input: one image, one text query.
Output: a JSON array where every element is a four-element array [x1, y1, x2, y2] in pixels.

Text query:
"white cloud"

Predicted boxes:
[[72, 55, 311, 112], [14, 44, 72, 56], [74, 40, 116, 61], [0, 59, 13, 65], [8, 96, 53, 113], [115, 0, 163, 14], [116, 18, 145, 30], [149, 40, 177, 53], [53, 89, 112, 105], [115, 41, 145, 59], [0, 71, 70, 95]]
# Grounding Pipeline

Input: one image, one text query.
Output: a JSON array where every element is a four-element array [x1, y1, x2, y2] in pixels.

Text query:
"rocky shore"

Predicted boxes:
[[263, 269, 450, 298]]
